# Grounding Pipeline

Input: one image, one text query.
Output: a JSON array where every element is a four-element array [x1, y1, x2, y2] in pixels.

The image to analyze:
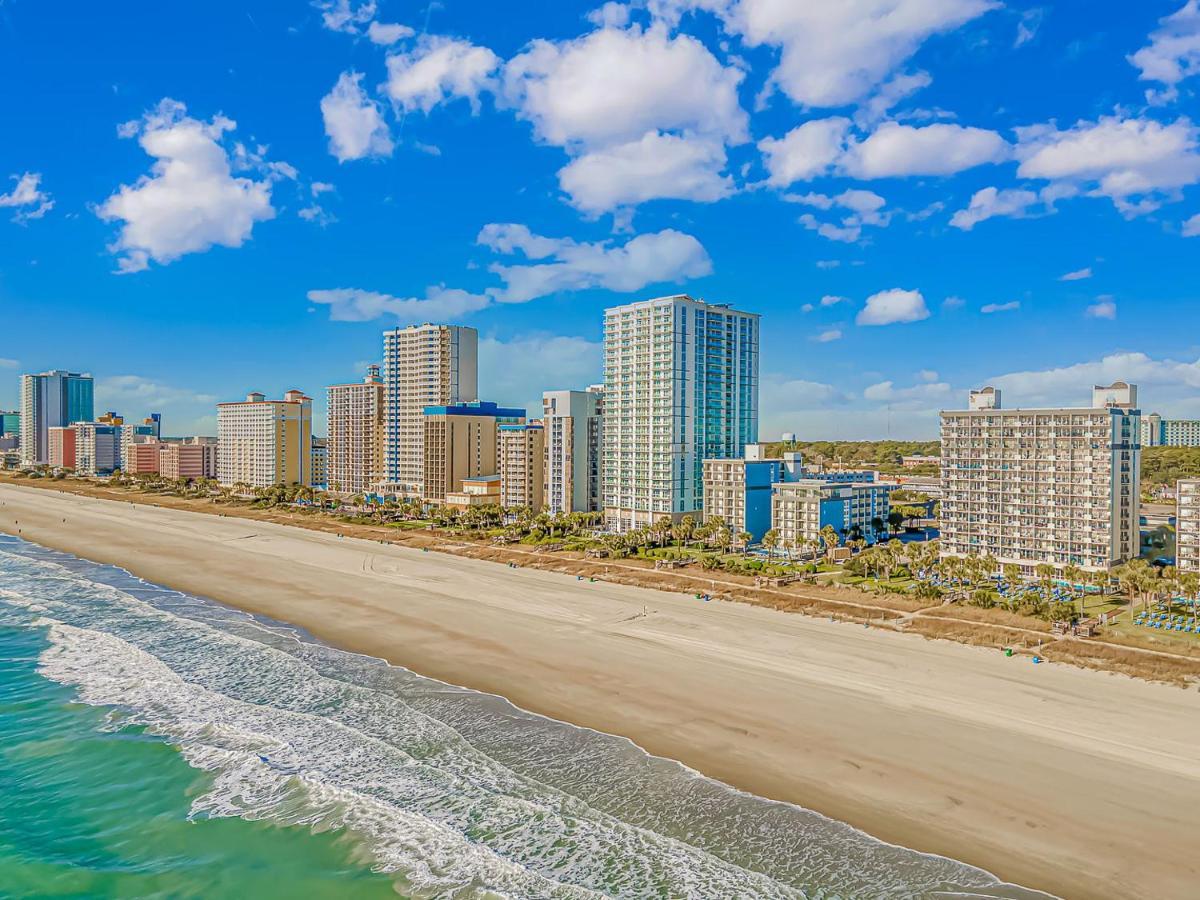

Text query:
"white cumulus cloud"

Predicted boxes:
[[481, 225, 712, 303], [321, 71, 394, 162], [307, 286, 492, 323], [980, 300, 1019, 313], [1184, 212, 1200, 236], [384, 36, 500, 114], [1128, 1, 1200, 104], [1085, 297, 1117, 319], [367, 21, 414, 45], [856, 288, 930, 325], [948, 185, 1069, 230], [1015, 115, 1200, 215], [0, 172, 54, 223], [557, 131, 733, 214], [96, 99, 278, 274]]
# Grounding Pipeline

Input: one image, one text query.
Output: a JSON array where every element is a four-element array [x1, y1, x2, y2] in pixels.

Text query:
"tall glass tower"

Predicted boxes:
[[19, 370, 95, 465], [602, 295, 759, 532]]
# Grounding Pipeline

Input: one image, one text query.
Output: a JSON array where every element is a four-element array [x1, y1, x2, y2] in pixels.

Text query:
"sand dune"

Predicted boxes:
[[3, 481, 1199, 899]]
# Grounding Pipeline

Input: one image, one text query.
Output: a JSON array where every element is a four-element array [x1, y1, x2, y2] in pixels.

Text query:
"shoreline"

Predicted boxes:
[[3, 482, 1200, 898]]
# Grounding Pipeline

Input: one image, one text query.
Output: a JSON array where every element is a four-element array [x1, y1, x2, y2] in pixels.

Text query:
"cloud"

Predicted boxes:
[[587, 2, 631, 28], [0, 172, 54, 223], [758, 117, 852, 185], [384, 36, 500, 113], [1184, 212, 1200, 236], [980, 300, 1019, 313], [942, 295, 965, 309], [1014, 8, 1045, 47], [1128, 1, 1200, 104], [728, 0, 997, 108], [307, 286, 492, 323], [320, 71, 394, 162], [97, 374, 217, 409], [501, 25, 747, 149], [917, 368, 939, 381], [815, 259, 841, 269], [856, 287, 929, 325], [863, 378, 952, 403], [96, 99, 278, 273], [790, 188, 889, 243], [479, 334, 603, 414], [317, 0, 377, 35], [760, 119, 1007, 185], [1085, 297, 1117, 319], [820, 294, 848, 306], [1015, 115, 1200, 215], [481, 226, 712, 303], [557, 131, 733, 214], [948, 185, 1067, 230], [853, 70, 933, 128], [841, 122, 1010, 178], [987, 351, 1200, 411], [1059, 266, 1093, 281], [813, 328, 842, 342], [0, 358, 18, 368], [367, 21, 414, 45]]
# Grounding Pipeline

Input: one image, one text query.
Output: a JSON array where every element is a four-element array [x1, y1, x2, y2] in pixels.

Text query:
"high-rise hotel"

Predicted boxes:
[[19, 369, 94, 466], [326, 365, 385, 495], [380, 324, 478, 497], [541, 386, 604, 515], [939, 382, 1140, 574], [217, 390, 313, 487], [602, 295, 759, 532]]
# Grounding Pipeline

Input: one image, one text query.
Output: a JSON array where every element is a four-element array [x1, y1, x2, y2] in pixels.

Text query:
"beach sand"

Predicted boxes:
[[2, 482, 1198, 899]]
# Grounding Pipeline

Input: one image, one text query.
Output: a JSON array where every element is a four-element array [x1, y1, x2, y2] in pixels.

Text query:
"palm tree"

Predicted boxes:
[[1062, 564, 1085, 619], [819, 524, 840, 556], [762, 528, 780, 560]]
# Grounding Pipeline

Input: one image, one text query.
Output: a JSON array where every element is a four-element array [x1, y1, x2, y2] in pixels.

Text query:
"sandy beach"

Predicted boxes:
[[2, 482, 1199, 899]]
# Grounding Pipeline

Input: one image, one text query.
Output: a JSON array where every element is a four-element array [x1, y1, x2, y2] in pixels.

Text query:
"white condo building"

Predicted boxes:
[[1141, 413, 1200, 447], [602, 295, 759, 532], [541, 386, 604, 515], [1177, 479, 1200, 574], [940, 382, 1141, 574], [381, 324, 478, 497], [217, 390, 313, 488], [326, 365, 385, 495]]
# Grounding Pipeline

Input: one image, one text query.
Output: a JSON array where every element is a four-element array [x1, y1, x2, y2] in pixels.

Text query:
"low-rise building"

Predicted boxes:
[[702, 446, 804, 542], [1141, 413, 1200, 447], [771, 480, 894, 549], [499, 422, 545, 511], [48, 426, 76, 469], [1177, 479, 1200, 573], [421, 401, 525, 502], [162, 437, 218, 481], [446, 474, 502, 509], [125, 440, 163, 475], [901, 454, 940, 468]]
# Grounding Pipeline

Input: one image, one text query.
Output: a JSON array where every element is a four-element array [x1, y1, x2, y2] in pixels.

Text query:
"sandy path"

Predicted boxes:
[[3, 482, 1199, 899]]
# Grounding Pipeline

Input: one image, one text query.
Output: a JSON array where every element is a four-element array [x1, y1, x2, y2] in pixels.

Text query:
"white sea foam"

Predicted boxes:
[[0, 540, 1051, 900]]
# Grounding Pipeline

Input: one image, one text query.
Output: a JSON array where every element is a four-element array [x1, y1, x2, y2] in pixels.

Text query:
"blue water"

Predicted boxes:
[[0, 535, 1052, 898]]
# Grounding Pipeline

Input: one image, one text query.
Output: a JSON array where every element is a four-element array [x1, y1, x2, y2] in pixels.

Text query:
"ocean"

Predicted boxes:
[[0, 534, 1050, 899]]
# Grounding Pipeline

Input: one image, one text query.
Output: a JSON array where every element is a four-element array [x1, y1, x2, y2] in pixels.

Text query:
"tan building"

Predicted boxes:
[[421, 401, 524, 502], [446, 474, 502, 509], [1177, 479, 1200, 574], [542, 386, 603, 515], [125, 440, 163, 475], [326, 365, 385, 495], [940, 382, 1140, 574], [499, 422, 545, 511], [381, 324, 478, 496], [217, 390, 313, 487]]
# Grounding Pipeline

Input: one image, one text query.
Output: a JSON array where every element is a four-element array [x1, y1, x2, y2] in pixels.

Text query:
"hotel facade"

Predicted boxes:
[[541, 387, 603, 515], [1176, 479, 1200, 574], [381, 324, 478, 497], [326, 365, 385, 495], [216, 390, 314, 487], [421, 401, 524, 503], [19, 370, 94, 466], [602, 295, 759, 532], [771, 480, 893, 548], [498, 422, 545, 511], [939, 382, 1141, 574]]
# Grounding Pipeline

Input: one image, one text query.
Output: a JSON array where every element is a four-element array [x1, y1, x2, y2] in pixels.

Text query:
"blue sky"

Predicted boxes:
[[2, 0, 1199, 439]]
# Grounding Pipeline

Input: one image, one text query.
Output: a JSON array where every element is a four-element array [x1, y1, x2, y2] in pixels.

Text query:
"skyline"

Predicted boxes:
[[3, 1, 1200, 438]]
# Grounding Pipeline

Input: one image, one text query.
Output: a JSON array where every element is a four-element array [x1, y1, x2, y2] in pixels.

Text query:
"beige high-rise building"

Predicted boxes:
[[499, 422, 545, 511], [603, 295, 759, 532], [326, 365, 385, 495], [421, 401, 525, 502], [217, 390, 313, 487], [1176, 479, 1200, 574], [541, 386, 603, 515], [940, 381, 1140, 574], [381, 324, 478, 496]]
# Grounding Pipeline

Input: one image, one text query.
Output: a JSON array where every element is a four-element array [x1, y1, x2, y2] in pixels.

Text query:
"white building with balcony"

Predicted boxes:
[[939, 382, 1140, 574]]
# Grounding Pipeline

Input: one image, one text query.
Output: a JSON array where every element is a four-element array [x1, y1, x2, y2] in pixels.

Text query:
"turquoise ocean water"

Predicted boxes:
[[0, 535, 1052, 899]]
